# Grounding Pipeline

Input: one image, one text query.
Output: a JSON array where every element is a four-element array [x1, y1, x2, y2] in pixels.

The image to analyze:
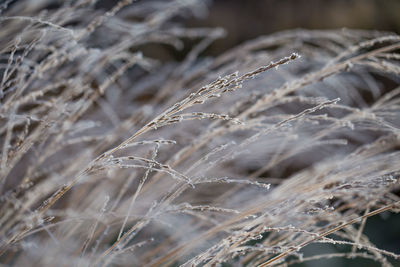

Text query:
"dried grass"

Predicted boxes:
[[0, 1, 399, 266]]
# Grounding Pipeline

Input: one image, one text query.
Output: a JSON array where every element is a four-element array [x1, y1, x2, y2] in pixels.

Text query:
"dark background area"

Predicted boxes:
[[188, 0, 400, 55]]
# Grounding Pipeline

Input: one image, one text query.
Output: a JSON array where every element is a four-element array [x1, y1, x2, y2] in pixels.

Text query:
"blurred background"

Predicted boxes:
[[188, 0, 400, 55], [97, 0, 400, 62]]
